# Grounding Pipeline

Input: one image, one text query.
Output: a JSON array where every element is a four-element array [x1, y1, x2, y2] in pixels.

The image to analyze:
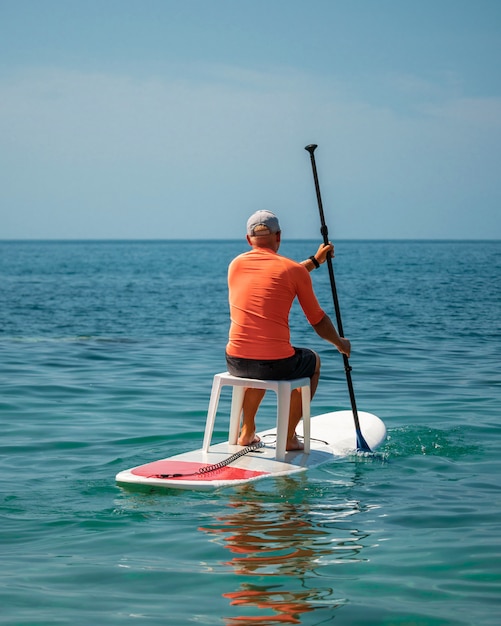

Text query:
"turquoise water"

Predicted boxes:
[[1, 239, 500, 625]]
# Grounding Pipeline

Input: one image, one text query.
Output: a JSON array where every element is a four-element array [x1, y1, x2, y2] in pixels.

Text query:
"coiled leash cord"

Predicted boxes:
[[152, 440, 265, 479]]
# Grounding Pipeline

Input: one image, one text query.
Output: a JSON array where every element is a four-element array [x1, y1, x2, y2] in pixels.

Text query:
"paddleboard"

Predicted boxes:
[[115, 410, 386, 491]]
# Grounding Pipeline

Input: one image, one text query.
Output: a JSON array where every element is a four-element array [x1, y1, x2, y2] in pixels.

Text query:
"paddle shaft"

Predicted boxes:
[[305, 144, 371, 452]]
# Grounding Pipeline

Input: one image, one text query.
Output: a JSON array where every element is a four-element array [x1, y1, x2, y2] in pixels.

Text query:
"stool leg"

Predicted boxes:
[[202, 376, 223, 452], [228, 385, 246, 445], [301, 385, 311, 454], [275, 383, 291, 461]]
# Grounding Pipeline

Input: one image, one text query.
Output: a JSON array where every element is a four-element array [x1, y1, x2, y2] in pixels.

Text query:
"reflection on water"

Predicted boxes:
[[199, 475, 378, 624]]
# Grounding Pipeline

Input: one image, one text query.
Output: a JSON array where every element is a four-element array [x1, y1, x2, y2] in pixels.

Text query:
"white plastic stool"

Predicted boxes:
[[202, 372, 311, 461]]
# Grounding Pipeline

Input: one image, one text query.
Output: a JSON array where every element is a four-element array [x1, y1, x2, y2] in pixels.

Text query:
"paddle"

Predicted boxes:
[[305, 144, 372, 452]]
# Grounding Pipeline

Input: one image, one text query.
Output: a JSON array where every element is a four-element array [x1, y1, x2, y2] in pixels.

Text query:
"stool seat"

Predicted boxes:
[[202, 372, 311, 461]]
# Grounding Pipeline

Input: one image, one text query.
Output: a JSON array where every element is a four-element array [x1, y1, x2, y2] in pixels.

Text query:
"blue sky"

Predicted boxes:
[[1, 0, 500, 239]]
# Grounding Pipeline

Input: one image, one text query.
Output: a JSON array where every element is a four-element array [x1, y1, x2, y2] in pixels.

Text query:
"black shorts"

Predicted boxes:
[[225, 347, 317, 381]]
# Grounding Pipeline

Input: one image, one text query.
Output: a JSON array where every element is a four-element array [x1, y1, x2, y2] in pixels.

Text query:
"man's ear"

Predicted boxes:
[[246, 234, 252, 246]]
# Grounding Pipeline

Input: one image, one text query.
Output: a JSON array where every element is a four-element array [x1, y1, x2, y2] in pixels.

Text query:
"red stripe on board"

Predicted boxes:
[[131, 459, 268, 482]]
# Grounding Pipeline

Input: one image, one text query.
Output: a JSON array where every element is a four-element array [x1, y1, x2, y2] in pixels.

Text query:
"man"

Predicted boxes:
[[226, 210, 351, 451]]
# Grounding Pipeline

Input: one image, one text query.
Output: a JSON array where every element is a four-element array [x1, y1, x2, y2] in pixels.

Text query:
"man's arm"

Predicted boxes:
[[312, 314, 351, 357]]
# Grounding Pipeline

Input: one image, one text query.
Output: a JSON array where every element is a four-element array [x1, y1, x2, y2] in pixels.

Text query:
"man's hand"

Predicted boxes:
[[314, 242, 334, 265], [337, 337, 351, 358]]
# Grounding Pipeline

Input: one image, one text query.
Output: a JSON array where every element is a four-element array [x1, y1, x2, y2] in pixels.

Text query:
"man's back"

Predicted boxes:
[[227, 247, 324, 360]]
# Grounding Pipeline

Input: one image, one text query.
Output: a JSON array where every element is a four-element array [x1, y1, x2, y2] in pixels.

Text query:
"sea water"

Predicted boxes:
[[0, 239, 500, 625]]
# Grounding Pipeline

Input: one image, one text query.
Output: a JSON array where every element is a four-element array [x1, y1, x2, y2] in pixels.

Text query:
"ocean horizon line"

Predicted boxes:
[[2, 237, 500, 244]]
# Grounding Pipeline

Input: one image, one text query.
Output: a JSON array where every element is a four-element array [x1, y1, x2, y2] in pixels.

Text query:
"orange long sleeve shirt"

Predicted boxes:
[[226, 248, 326, 360]]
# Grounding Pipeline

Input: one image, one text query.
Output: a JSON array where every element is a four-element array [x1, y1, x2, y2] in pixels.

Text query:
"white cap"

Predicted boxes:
[[246, 210, 281, 236]]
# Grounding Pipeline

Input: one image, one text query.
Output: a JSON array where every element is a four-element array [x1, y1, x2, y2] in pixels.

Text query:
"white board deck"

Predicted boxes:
[[116, 410, 386, 491]]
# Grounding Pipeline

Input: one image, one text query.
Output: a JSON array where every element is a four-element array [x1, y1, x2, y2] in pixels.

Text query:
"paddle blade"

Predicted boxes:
[[356, 430, 372, 453]]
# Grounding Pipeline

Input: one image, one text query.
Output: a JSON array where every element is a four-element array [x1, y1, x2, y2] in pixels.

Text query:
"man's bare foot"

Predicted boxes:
[[286, 434, 304, 451], [237, 428, 261, 446]]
